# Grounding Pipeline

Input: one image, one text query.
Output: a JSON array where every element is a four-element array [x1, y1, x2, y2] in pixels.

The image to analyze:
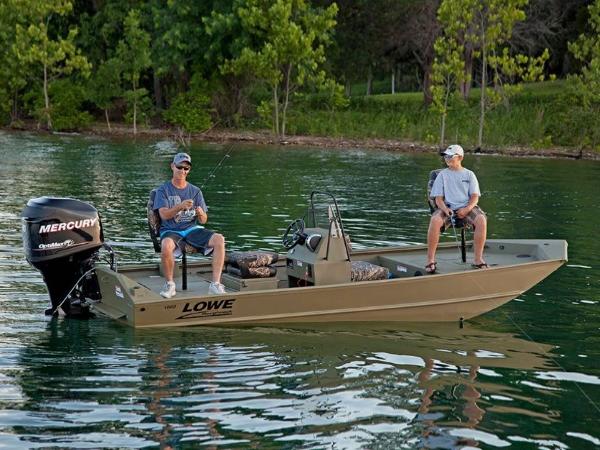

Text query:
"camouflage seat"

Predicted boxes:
[[225, 251, 279, 279], [350, 261, 390, 282]]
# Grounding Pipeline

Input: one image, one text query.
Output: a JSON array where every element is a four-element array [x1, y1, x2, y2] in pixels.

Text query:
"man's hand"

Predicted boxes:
[[195, 206, 207, 223], [455, 206, 471, 218], [180, 199, 194, 210]]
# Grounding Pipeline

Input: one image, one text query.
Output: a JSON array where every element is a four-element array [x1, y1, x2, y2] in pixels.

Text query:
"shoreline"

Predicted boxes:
[[4, 123, 598, 160]]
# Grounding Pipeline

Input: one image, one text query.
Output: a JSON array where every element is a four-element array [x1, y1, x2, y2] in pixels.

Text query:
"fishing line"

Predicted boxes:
[[459, 268, 600, 414], [186, 144, 235, 210], [504, 312, 600, 414], [199, 144, 235, 191], [448, 211, 464, 263]]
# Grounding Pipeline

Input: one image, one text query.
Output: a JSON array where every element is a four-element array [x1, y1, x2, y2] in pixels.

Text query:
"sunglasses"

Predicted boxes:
[[443, 154, 458, 160], [176, 165, 191, 171]]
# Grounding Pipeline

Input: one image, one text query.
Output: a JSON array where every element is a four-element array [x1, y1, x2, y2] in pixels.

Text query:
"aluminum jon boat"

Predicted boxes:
[[22, 192, 567, 328]]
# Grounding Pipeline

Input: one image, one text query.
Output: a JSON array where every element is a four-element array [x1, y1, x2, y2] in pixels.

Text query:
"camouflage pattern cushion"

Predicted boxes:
[[226, 251, 279, 269], [351, 261, 390, 282], [227, 265, 277, 279]]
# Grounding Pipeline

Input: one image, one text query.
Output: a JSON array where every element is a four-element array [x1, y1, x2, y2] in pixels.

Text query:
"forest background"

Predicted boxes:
[[1, 0, 599, 153]]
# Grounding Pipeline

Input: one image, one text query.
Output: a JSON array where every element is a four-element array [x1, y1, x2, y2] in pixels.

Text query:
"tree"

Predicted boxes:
[[115, 9, 151, 135], [211, 0, 338, 137], [437, 0, 551, 148], [163, 75, 213, 148], [564, 0, 600, 148], [88, 58, 122, 131], [13, 0, 91, 130], [0, 0, 29, 124], [431, 34, 465, 146]]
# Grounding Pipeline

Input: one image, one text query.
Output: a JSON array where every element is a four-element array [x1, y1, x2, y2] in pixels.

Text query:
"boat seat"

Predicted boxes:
[[226, 251, 279, 279], [428, 169, 471, 262], [147, 189, 201, 290], [351, 261, 390, 282]]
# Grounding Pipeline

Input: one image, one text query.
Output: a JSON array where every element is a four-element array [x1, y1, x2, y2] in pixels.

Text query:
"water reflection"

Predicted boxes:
[[3, 319, 570, 448]]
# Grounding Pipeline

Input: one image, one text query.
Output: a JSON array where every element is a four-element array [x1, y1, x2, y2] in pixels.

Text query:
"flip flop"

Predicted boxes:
[[471, 263, 489, 269], [425, 262, 437, 274]]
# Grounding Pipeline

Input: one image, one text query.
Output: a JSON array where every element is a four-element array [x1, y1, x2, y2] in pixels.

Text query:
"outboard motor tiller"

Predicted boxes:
[[22, 197, 111, 318]]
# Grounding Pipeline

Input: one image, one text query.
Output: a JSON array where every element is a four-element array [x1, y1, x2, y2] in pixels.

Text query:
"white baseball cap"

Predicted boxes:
[[443, 144, 464, 157]]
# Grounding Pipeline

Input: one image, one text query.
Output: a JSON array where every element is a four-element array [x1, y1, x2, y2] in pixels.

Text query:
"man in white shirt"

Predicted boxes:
[[426, 144, 487, 273]]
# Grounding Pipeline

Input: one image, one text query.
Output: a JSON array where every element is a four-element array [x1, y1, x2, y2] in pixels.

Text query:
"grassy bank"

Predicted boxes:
[[286, 80, 599, 152]]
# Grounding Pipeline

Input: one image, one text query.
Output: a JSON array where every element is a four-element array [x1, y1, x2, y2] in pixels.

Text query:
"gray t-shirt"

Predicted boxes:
[[153, 181, 207, 233], [430, 168, 481, 210]]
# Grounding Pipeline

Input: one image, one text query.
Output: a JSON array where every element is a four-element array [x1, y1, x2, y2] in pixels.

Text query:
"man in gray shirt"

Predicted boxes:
[[426, 144, 487, 273], [154, 152, 227, 297]]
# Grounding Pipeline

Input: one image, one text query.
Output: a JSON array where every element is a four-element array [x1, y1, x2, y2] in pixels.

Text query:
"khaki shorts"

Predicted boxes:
[[432, 206, 486, 230]]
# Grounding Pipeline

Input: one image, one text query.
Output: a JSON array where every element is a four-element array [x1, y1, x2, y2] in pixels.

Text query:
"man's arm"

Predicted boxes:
[[195, 207, 208, 224], [456, 194, 479, 218], [435, 196, 452, 216], [159, 199, 193, 221]]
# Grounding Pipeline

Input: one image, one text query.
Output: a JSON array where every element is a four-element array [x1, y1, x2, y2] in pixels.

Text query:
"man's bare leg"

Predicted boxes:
[[161, 238, 177, 282], [473, 215, 487, 265], [427, 215, 444, 266], [208, 233, 225, 283]]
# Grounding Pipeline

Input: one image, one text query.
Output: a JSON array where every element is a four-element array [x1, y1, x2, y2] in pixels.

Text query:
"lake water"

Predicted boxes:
[[0, 131, 598, 449]]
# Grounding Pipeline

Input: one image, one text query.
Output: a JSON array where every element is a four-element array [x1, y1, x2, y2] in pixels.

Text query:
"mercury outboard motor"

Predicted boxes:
[[22, 197, 110, 318]]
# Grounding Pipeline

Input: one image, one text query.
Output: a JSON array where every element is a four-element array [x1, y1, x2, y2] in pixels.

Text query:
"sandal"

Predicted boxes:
[[471, 262, 489, 269], [425, 262, 437, 274]]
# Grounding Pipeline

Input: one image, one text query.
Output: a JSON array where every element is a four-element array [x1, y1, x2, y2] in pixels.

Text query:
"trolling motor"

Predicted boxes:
[[22, 197, 113, 318]]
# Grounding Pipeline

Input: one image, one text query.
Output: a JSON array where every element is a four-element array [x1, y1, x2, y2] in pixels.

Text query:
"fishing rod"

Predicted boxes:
[[188, 144, 235, 204], [199, 143, 235, 191]]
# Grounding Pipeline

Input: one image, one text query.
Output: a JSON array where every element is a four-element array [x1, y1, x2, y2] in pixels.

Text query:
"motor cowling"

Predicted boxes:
[[22, 197, 104, 317]]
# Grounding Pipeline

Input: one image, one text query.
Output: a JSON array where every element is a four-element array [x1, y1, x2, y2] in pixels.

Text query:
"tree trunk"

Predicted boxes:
[[460, 43, 473, 99], [133, 76, 138, 135], [391, 67, 396, 94], [153, 71, 163, 111], [43, 62, 52, 130], [272, 85, 279, 136], [345, 79, 352, 97], [11, 88, 19, 123], [104, 108, 111, 132], [281, 63, 292, 138], [440, 74, 451, 147], [478, 45, 487, 149], [366, 66, 373, 96], [422, 65, 433, 105]]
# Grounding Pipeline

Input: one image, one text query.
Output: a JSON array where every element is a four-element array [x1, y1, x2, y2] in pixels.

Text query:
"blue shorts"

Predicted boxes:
[[160, 226, 215, 256]]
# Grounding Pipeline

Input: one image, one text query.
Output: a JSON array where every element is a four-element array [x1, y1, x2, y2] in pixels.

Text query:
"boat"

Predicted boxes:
[[22, 192, 567, 328]]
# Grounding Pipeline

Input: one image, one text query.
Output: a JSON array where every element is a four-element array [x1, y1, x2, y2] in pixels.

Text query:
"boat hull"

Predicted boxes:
[[93, 240, 566, 327]]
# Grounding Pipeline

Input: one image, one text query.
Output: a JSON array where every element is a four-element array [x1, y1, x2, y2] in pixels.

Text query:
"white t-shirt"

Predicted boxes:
[[430, 168, 481, 210]]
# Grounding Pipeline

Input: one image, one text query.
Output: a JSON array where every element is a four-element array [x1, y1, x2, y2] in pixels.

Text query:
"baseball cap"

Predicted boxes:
[[173, 152, 192, 166], [442, 144, 464, 157]]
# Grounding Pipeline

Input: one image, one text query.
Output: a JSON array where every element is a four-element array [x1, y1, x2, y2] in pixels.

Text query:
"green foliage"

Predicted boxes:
[[12, 0, 91, 129], [48, 79, 93, 131], [163, 77, 212, 133], [25, 78, 92, 131], [116, 9, 151, 134], [435, 0, 551, 148], [561, 0, 600, 148], [123, 89, 153, 127], [212, 0, 339, 137], [88, 59, 121, 111]]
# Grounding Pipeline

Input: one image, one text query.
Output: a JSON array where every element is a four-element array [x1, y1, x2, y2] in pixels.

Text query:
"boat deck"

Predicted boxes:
[[124, 240, 547, 299]]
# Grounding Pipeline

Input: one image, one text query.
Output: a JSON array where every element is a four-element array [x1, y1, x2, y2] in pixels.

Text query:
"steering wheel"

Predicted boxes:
[[282, 219, 305, 249]]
